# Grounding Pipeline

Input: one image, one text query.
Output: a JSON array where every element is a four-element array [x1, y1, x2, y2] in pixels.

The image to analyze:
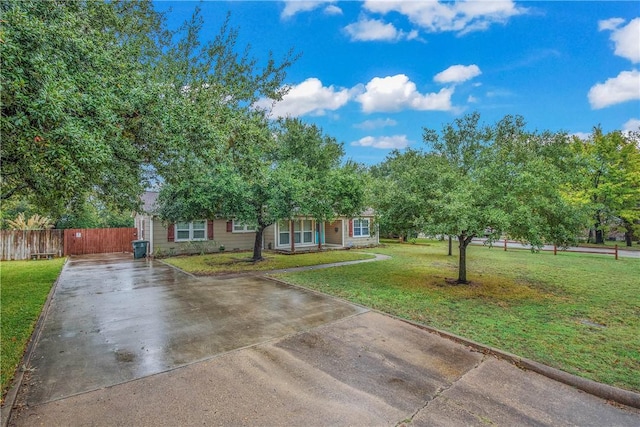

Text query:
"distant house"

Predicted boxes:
[[134, 191, 378, 256]]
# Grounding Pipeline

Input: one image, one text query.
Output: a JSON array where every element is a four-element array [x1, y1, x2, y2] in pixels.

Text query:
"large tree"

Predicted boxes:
[[274, 118, 368, 248], [1, 2, 296, 221], [370, 149, 434, 241], [1, 0, 166, 215], [157, 117, 365, 261], [420, 113, 588, 284], [570, 128, 640, 246]]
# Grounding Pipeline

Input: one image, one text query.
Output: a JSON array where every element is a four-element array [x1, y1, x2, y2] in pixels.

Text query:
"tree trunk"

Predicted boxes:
[[457, 233, 474, 284], [252, 226, 264, 261], [623, 220, 634, 247], [594, 212, 604, 244], [595, 227, 604, 244], [448, 235, 452, 256]]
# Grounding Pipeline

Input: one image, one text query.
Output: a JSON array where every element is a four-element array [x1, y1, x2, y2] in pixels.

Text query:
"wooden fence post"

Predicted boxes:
[[504, 239, 507, 251], [615, 244, 618, 260], [554, 244, 557, 255]]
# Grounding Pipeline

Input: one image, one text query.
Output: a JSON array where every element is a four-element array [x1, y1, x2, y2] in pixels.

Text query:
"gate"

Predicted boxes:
[[63, 228, 138, 255]]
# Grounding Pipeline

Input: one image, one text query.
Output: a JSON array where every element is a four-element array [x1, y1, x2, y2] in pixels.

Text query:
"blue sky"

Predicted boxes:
[[155, 1, 640, 165]]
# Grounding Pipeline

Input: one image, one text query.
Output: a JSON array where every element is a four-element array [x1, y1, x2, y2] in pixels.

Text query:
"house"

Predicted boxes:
[[135, 192, 378, 256]]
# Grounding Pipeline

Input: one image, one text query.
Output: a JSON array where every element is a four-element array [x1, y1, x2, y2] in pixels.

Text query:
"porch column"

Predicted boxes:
[[149, 217, 154, 255], [290, 220, 295, 253]]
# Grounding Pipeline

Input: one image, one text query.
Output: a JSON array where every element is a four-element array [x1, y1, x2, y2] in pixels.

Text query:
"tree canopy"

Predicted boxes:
[[372, 113, 589, 284], [1, 0, 165, 215], [569, 127, 640, 246], [158, 117, 366, 260], [1, 1, 296, 221]]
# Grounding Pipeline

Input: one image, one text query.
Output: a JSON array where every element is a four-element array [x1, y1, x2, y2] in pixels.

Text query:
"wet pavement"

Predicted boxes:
[[6, 254, 640, 426], [17, 254, 364, 405]]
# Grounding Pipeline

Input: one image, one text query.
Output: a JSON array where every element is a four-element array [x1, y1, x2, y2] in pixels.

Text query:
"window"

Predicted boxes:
[[297, 220, 313, 244], [278, 220, 290, 245], [232, 221, 256, 233], [175, 220, 207, 241], [279, 220, 314, 246], [353, 218, 370, 237]]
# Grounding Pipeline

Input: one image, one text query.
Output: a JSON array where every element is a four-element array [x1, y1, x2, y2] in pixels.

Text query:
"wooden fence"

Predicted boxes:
[[0, 230, 64, 260], [63, 228, 138, 255], [1, 228, 138, 260]]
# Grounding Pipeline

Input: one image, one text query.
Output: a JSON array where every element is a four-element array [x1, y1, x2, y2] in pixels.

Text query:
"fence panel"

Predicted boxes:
[[63, 228, 138, 255], [0, 230, 64, 260]]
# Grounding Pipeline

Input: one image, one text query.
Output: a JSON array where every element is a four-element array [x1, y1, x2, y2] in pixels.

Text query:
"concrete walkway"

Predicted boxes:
[[5, 254, 640, 426]]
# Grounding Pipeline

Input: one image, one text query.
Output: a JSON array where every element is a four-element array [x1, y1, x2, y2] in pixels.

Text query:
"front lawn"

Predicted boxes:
[[163, 250, 375, 275], [274, 240, 640, 392], [1, 258, 66, 402]]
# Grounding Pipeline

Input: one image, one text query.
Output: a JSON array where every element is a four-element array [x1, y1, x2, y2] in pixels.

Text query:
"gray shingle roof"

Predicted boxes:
[[140, 191, 159, 214]]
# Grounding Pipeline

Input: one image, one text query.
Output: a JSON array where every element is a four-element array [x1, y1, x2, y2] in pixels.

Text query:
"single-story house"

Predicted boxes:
[[135, 191, 378, 256]]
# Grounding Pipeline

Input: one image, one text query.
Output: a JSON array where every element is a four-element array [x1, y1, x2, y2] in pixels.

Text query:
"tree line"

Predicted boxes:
[[371, 114, 639, 282]]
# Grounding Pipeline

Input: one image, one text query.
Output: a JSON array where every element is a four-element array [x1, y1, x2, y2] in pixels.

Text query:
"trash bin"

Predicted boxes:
[[132, 240, 148, 259]]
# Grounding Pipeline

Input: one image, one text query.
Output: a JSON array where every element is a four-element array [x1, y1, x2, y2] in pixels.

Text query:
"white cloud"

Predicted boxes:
[[486, 89, 513, 98], [354, 118, 398, 130], [599, 17, 640, 63], [356, 74, 454, 112], [623, 118, 640, 132], [344, 17, 411, 42], [467, 95, 478, 103], [362, 0, 525, 36], [598, 17, 625, 31], [588, 69, 640, 109], [351, 135, 410, 149], [434, 64, 481, 83], [256, 78, 351, 118], [324, 4, 343, 16], [281, 1, 337, 19]]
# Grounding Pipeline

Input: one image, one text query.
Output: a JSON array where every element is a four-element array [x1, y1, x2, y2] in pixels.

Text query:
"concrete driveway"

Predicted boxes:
[[6, 254, 640, 426]]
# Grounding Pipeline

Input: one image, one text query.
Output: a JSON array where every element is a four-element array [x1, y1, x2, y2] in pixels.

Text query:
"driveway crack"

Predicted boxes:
[[396, 353, 489, 426]]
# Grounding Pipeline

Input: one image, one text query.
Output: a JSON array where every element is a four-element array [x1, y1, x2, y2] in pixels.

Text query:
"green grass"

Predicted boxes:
[[1, 258, 65, 401], [164, 250, 375, 275], [274, 240, 640, 392]]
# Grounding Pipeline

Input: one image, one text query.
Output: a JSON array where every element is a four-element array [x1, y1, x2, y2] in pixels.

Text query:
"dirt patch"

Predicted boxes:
[[444, 278, 481, 286]]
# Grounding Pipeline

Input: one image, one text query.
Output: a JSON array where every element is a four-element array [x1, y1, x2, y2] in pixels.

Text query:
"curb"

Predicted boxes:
[[396, 317, 640, 410], [265, 273, 640, 409], [1, 258, 68, 427], [263, 260, 640, 411]]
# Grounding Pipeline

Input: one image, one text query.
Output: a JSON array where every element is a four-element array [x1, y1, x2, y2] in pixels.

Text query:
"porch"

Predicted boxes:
[[267, 219, 345, 252], [272, 243, 344, 254]]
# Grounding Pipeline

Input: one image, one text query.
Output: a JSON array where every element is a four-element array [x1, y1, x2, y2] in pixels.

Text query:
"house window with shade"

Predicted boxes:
[[175, 220, 207, 241]]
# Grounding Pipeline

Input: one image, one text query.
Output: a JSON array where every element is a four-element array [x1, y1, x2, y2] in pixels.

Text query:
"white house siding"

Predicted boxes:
[[325, 220, 343, 246], [214, 221, 256, 251], [151, 219, 256, 255], [264, 224, 276, 250], [343, 217, 379, 248]]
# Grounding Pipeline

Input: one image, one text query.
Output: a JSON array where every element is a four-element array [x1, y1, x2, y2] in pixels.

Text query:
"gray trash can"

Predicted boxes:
[[132, 240, 148, 259]]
